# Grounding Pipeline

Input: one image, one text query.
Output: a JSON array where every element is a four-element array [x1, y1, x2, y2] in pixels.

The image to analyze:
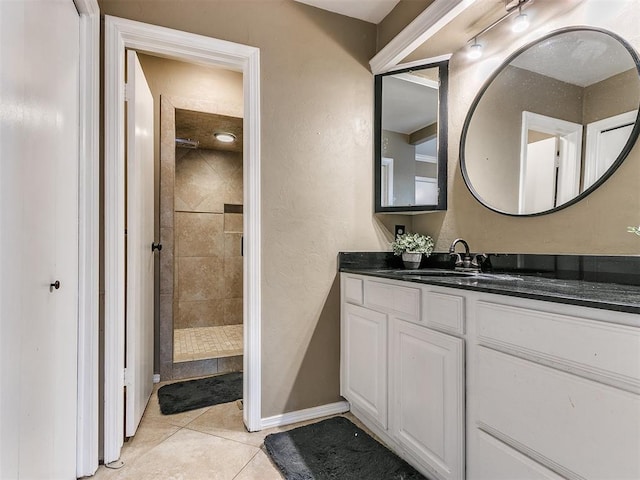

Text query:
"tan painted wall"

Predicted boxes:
[[99, 0, 397, 417], [411, 1, 640, 255], [376, 0, 433, 52], [583, 68, 640, 125]]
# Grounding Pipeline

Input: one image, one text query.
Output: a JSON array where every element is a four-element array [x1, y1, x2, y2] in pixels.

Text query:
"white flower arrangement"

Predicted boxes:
[[628, 225, 640, 236], [391, 232, 434, 256]]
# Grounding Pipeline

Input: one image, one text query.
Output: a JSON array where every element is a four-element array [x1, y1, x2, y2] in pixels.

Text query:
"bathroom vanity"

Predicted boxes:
[[339, 255, 640, 480]]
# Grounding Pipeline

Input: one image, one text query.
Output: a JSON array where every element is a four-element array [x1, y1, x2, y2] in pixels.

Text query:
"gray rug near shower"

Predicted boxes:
[[264, 416, 428, 480], [157, 372, 242, 415]]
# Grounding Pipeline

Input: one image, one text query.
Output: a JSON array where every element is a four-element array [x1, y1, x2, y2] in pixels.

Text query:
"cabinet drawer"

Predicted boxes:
[[343, 276, 364, 305], [477, 301, 640, 392], [424, 291, 465, 335], [470, 430, 564, 480], [365, 280, 420, 321], [477, 347, 640, 479]]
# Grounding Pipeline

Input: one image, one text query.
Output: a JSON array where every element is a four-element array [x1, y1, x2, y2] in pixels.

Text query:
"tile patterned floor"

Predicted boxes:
[[174, 325, 243, 363], [89, 379, 366, 480]]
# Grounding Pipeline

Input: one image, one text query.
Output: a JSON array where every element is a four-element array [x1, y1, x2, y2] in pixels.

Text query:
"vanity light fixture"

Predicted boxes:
[[512, 6, 530, 33], [468, 38, 483, 59], [214, 132, 236, 143], [466, 0, 531, 60]]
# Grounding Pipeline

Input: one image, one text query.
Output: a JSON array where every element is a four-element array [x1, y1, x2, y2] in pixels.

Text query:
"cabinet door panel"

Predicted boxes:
[[342, 304, 388, 428], [392, 319, 464, 480]]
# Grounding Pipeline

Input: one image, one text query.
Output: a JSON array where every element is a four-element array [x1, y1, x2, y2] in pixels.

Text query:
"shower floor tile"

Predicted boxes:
[[174, 324, 243, 363]]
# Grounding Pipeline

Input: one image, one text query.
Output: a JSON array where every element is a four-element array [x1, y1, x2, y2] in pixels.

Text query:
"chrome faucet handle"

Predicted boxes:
[[450, 252, 464, 267], [471, 253, 488, 269]]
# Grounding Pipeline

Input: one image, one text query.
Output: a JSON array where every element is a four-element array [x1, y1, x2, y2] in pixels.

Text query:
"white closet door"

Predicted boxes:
[[0, 1, 80, 478], [125, 50, 155, 437]]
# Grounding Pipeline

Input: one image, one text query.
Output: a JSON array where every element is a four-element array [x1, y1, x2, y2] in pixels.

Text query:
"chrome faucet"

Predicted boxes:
[[449, 238, 486, 271]]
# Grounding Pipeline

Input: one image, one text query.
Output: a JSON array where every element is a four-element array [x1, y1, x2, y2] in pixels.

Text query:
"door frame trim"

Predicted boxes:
[[75, 0, 100, 477], [104, 16, 262, 463]]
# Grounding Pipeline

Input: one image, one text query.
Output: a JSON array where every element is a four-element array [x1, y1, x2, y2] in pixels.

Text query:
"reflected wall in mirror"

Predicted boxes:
[[461, 27, 640, 216], [375, 61, 448, 213]]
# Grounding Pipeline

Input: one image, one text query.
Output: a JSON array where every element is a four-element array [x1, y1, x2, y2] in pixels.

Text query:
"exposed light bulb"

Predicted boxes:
[[512, 11, 529, 33], [468, 40, 483, 60], [214, 132, 236, 143]]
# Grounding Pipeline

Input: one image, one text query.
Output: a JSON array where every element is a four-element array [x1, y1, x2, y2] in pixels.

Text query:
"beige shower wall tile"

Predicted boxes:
[[201, 150, 243, 207], [224, 257, 243, 299], [159, 293, 174, 380], [160, 98, 175, 229], [159, 227, 174, 295], [159, 164, 174, 229], [177, 256, 224, 302], [174, 151, 225, 213], [224, 213, 243, 233], [218, 355, 243, 373], [224, 233, 243, 258], [223, 298, 243, 325], [175, 212, 224, 257], [176, 300, 225, 329]]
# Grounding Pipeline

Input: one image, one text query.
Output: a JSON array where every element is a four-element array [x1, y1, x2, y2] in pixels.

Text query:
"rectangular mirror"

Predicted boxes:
[[374, 60, 448, 213]]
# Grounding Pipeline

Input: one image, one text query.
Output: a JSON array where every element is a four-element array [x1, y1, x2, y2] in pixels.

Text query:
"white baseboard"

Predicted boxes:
[[260, 400, 350, 430]]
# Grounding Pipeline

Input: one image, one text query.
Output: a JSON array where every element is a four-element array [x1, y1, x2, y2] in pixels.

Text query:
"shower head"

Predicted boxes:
[[175, 137, 199, 149]]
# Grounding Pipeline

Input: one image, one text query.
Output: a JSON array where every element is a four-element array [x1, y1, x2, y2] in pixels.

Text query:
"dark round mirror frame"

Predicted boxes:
[[459, 26, 640, 217]]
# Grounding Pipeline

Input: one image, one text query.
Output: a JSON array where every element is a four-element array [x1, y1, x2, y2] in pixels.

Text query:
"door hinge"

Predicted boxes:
[[123, 367, 129, 386], [124, 82, 130, 103]]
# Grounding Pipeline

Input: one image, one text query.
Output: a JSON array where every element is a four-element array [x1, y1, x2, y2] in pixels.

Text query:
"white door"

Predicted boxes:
[[584, 110, 637, 190], [522, 137, 557, 214], [0, 1, 80, 478], [125, 51, 155, 437], [341, 304, 388, 429], [391, 319, 464, 480]]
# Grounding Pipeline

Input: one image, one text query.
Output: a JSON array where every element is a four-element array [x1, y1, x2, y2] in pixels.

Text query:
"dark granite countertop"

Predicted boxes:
[[339, 253, 640, 315]]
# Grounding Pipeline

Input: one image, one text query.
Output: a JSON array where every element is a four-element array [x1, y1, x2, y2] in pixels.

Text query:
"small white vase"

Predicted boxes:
[[401, 252, 422, 269]]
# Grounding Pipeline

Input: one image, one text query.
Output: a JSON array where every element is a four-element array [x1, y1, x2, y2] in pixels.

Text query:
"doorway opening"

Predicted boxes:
[[104, 16, 262, 464], [134, 51, 246, 381]]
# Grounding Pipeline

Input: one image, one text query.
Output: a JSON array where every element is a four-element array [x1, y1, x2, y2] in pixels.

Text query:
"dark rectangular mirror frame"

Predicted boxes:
[[374, 60, 449, 213]]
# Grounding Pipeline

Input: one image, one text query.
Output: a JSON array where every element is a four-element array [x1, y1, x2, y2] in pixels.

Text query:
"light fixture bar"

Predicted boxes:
[[466, 0, 531, 45]]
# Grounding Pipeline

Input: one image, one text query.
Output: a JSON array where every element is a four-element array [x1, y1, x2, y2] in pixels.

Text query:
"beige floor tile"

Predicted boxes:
[[105, 429, 259, 480], [119, 417, 181, 465], [186, 402, 270, 447], [233, 449, 283, 480]]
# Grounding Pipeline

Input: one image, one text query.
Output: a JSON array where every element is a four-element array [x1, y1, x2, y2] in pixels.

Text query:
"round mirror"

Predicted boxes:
[[460, 27, 640, 216]]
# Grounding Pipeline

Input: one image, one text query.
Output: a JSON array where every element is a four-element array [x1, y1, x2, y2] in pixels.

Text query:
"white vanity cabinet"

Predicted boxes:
[[341, 273, 465, 480], [342, 302, 388, 429], [341, 272, 640, 480], [391, 318, 465, 480], [468, 299, 640, 480]]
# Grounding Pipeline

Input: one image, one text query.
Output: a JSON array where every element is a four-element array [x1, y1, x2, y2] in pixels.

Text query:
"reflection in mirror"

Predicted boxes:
[[375, 61, 448, 212], [461, 28, 640, 216]]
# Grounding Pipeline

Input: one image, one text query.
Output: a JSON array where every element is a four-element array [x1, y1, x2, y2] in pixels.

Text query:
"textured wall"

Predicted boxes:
[[376, 0, 433, 52], [99, 0, 391, 417], [412, 1, 640, 255]]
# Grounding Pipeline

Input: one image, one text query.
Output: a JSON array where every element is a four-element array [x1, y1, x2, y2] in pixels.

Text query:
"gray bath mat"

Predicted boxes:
[[157, 372, 242, 415], [264, 416, 427, 480]]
